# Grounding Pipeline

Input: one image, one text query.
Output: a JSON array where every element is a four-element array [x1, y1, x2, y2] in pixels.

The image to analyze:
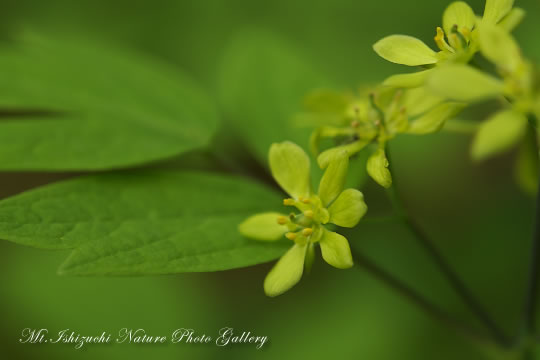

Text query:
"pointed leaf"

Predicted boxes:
[[0, 170, 290, 275], [0, 34, 218, 171]]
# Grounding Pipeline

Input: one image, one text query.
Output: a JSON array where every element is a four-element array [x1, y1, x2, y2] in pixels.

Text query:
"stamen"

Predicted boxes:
[[304, 210, 314, 218], [301, 198, 311, 204], [285, 232, 297, 241], [434, 27, 454, 53], [302, 228, 313, 236], [283, 198, 295, 206], [277, 216, 288, 225]]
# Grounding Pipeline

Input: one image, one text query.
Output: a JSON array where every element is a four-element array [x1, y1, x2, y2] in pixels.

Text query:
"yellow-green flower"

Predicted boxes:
[[426, 21, 536, 162], [373, 0, 524, 88], [238, 141, 367, 297], [307, 86, 464, 188]]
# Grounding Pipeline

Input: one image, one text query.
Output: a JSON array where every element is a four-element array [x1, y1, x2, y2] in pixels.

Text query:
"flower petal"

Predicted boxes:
[[426, 64, 505, 102], [483, 0, 514, 24], [367, 148, 392, 188], [471, 109, 528, 161], [373, 35, 438, 66], [238, 212, 289, 241], [269, 141, 311, 199], [498, 7, 525, 32], [328, 189, 367, 228], [264, 243, 307, 297], [383, 69, 433, 88], [317, 139, 370, 169], [443, 1, 476, 35], [320, 229, 353, 269], [477, 21, 521, 73], [318, 150, 349, 207], [407, 102, 465, 135]]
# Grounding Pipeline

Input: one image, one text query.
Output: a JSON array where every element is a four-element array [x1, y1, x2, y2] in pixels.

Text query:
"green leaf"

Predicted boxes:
[[0, 33, 218, 171], [0, 170, 289, 275], [218, 30, 331, 164], [443, 1, 476, 35], [426, 64, 505, 102], [483, 0, 514, 24], [367, 148, 392, 188], [477, 21, 522, 72], [269, 141, 312, 199], [264, 243, 307, 297], [407, 102, 465, 134], [471, 109, 528, 161], [373, 35, 438, 66]]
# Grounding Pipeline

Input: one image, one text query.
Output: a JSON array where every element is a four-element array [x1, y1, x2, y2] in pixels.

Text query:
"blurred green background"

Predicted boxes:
[[1, 0, 540, 359]]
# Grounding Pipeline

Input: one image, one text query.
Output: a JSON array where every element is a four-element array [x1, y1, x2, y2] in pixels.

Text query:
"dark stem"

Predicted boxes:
[[522, 121, 540, 348], [384, 146, 511, 347], [351, 248, 494, 345]]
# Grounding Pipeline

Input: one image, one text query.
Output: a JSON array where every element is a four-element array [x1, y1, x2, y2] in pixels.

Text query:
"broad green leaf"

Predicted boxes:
[[471, 109, 527, 161], [318, 150, 348, 207], [407, 102, 465, 134], [443, 1, 476, 35], [498, 7, 525, 32], [0, 170, 289, 275], [217, 30, 331, 165], [373, 35, 438, 66], [483, 0, 514, 24], [269, 141, 312, 199], [367, 148, 392, 188], [382, 70, 433, 88], [264, 243, 307, 297], [477, 21, 521, 72], [319, 229, 353, 269], [0, 33, 218, 171], [426, 64, 505, 102]]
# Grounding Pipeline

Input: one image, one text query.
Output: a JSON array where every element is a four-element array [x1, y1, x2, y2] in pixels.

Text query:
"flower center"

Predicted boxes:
[[277, 196, 328, 245]]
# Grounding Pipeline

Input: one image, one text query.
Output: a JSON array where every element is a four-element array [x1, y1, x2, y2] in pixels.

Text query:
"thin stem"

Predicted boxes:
[[351, 248, 494, 345], [522, 121, 540, 347], [384, 146, 511, 348]]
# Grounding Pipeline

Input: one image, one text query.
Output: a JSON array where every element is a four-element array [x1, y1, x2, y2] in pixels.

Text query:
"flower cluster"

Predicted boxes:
[[239, 0, 539, 297], [239, 142, 367, 296]]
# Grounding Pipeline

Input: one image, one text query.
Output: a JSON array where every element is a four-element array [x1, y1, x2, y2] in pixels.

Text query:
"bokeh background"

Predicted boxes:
[[1, 0, 540, 359]]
